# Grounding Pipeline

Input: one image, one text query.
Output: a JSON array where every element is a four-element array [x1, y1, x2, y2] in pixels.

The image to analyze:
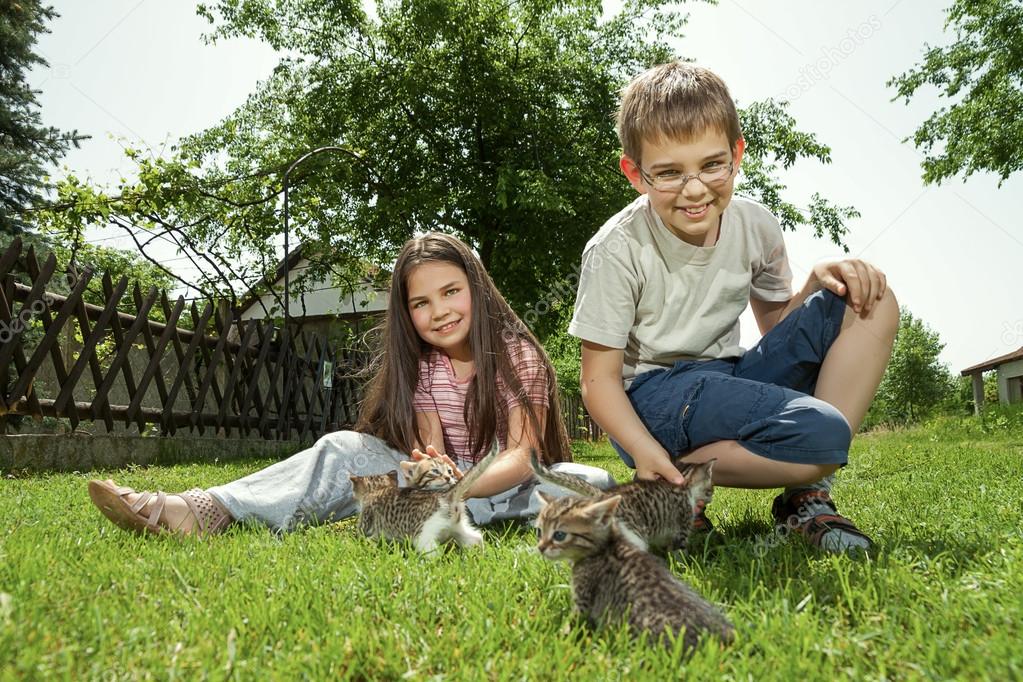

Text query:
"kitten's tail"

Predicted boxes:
[[529, 449, 603, 498], [448, 438, 501, 501]]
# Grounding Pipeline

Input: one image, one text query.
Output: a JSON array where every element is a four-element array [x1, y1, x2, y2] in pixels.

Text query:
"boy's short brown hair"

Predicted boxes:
[[617, 62, 742, 163]]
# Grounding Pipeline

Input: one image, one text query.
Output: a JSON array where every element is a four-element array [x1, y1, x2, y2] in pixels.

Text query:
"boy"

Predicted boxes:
[[569, 62, 898, 553]]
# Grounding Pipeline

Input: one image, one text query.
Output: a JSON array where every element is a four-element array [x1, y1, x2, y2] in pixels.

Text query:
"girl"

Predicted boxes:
[[88, 233, 614, 536]]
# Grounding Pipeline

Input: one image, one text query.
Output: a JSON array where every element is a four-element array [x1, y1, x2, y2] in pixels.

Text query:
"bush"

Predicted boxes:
[[862, 308, 955, 429], [917, 402, 1023, 441], [538, 301, 581, 398]]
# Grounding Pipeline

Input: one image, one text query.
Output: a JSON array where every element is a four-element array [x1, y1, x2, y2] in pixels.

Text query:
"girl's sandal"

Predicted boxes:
[[88, 479, 233, 536]]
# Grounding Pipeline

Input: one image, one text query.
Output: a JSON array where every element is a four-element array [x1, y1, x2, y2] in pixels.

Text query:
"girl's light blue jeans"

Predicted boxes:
[[208, 430, 616, 531]]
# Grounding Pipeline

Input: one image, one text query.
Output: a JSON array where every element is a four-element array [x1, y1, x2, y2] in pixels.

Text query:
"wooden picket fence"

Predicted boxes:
[[561, 394, 603, 442], [0, 237, 363, 441]]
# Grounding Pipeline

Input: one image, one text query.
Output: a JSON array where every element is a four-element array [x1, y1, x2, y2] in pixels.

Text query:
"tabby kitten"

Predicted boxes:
[[536, 493, 734, 651], [530, 451, 714, 553], [399, 457, 459, 490], [349, 441, 497, 552]]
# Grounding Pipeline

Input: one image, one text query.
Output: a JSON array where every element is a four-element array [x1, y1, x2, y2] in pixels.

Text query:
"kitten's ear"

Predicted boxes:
[[683, 458, 716, 484], [387, 470, 399, 484], [584, 495, 621, 524], [687, 459, 715, 502], [536, 490, 557, 508], [398, 460, 416, 476]]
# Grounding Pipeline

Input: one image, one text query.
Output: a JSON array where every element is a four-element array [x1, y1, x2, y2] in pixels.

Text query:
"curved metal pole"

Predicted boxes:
[[282, 146, 359, 333], [281, 145, 360, 439]]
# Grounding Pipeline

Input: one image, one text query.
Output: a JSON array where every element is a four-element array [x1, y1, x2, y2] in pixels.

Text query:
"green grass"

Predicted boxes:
[[2, 417, 1022, 680]]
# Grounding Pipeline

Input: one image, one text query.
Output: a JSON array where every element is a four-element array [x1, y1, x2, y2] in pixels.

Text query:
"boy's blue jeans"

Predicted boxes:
[[613, 290, 852, 468]]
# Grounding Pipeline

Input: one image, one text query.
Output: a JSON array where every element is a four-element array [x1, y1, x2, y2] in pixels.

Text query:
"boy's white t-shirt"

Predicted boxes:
[[569, 194, 794, 386]]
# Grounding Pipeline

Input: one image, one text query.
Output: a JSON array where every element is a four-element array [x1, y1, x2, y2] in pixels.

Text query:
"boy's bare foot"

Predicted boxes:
[[88, 479, 233, 536]]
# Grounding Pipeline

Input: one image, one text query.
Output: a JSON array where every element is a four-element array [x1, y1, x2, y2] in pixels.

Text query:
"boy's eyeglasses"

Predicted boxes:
[[638, 161, 735, 192]]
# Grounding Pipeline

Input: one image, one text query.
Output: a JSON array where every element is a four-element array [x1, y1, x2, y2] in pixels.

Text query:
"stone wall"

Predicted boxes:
[[0, 434, 311, 473]]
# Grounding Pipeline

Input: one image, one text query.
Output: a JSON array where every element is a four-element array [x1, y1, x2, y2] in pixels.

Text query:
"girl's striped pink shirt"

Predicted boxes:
[[413, 338, 549, 467]]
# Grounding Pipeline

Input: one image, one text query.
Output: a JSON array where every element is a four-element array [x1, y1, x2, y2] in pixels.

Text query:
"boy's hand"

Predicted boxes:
[[812, 259, 887, 315], [633, 450, 685, 485], [411, 444, 464, 479]]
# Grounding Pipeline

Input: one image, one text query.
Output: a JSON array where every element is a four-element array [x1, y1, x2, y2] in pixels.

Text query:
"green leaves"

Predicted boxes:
[[42, 0, 861, 330], [738, 99, 855, 249], [889, 0, 1023, 185], [865, 308, 954, 428]]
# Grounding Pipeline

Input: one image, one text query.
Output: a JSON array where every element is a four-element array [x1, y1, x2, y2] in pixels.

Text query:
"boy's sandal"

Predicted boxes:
[[770, 489, 872, 551], [88, 479, 233, 536]]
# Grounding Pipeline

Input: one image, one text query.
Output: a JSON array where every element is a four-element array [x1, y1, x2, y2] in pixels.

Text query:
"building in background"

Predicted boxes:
[[235, 244, 389, 346], [960, 347, 1023, 414]]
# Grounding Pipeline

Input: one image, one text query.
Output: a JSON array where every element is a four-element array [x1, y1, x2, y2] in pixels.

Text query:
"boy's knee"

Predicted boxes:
[[817, 401, 852, 451], [875, 287, 899, 337], [845, 286, 899, 340], [777, 397, 851, 455]]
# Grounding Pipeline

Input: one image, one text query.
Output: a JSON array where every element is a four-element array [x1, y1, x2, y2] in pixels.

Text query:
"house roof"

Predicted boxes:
[[235, 242, 387, 318], [960, 346, 1023, 376], [235, 243, 307, 316]]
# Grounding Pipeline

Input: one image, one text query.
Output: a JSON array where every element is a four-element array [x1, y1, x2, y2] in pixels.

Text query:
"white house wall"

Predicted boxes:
[[239, 259, 389, 320], [996, 358, 1023, 405]]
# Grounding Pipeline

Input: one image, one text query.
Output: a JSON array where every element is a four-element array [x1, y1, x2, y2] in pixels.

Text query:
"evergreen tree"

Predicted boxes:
[[0, 1, 85, 234]]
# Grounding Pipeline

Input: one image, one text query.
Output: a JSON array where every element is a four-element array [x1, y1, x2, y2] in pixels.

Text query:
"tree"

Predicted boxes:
[[42, 0, 859, 333], [0, 1, 85, 234], [865, 308, 953, 428], [888, 0, 1023, 185]]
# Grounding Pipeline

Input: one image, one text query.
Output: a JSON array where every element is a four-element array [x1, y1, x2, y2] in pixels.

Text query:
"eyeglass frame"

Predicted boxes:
[[636, 160, 736, 192]]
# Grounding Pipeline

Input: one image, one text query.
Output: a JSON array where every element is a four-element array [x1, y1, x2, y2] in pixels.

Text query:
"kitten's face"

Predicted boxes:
[[535, 493, 622, 562], [684, 460, 715, 516], [399, 458, 458, 490], [350, 471, 398, 501]]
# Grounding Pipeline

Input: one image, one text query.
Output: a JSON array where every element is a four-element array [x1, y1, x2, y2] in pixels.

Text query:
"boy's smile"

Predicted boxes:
[[621, 130, 744, 247]]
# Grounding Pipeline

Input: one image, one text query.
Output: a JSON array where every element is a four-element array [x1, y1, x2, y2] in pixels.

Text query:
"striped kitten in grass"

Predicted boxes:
[[530, 451, 714, 553], [535, 493, 734, 652], [349, 441, 498, 552], [398, 456, 459, 490]]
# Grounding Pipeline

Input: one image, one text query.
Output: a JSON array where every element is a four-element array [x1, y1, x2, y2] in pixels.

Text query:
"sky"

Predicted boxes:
[[28, 0, 1023, 374]]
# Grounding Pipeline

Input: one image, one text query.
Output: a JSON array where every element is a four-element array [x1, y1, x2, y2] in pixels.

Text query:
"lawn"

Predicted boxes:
[[2, 413, 1022, 680]]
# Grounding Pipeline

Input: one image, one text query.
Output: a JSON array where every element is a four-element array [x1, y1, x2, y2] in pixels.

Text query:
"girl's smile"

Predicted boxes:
[[407, 261, 473, 361], [433, 318, 462, 335]]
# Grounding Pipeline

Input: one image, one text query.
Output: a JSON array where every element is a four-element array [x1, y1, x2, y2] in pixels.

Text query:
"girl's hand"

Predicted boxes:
[[812, 258, 887, 315], [411, 444, 464, 480]]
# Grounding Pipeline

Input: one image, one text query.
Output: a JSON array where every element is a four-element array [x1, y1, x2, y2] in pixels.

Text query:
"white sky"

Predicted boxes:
[[29, 0, 1023, 373]]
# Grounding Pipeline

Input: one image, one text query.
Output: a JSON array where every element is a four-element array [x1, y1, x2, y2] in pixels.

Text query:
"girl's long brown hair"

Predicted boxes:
[[356, 232, 571, 465]]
